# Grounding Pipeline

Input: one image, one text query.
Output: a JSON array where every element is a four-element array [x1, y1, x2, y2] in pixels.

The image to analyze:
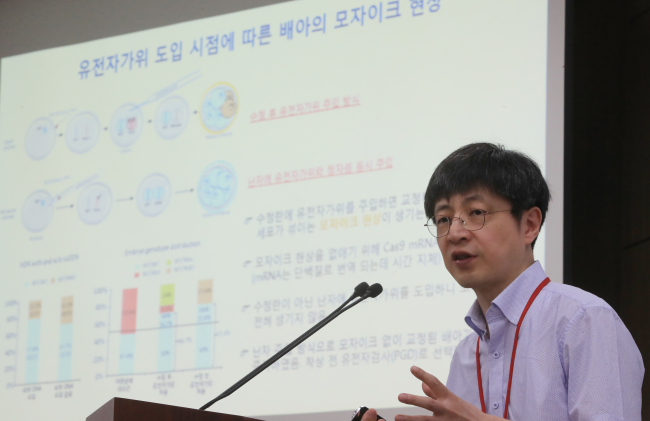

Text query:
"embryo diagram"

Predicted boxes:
[[154, 96, 190, 139], [200, 83, 239, 134], [21, 191, 55, 233], [136, 173, 172, 217], [77, 183, 113, 225], [197, 161, 238, 214], [24, 118, 57, 160], [110, 104, 144, 148], [23, 75, 239, 160], [65, 112, 101, 154], [19, 163, 238, 233], [15, 77, 240, 233]]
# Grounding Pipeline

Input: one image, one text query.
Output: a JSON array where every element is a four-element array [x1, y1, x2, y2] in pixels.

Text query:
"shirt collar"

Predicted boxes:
[[465, 300, 488, 339], [464, 261, 548, 336]]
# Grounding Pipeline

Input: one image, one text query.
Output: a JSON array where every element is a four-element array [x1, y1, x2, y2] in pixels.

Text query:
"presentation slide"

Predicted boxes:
[[0, 0, 557, 419]]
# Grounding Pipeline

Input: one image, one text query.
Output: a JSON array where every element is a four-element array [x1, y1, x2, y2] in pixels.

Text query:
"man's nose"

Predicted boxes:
[[446, 217, 468, 242]]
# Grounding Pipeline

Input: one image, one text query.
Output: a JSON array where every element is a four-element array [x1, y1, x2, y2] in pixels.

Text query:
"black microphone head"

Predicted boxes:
[[353, 282, 369, 298], [366, 283, 383, 298]]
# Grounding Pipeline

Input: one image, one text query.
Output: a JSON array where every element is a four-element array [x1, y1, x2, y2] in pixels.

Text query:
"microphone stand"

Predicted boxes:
[[199, 284, 381, 411]]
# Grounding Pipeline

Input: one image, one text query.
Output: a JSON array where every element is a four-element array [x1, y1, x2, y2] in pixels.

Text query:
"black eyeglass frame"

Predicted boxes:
[[423, 209, 512, 238]]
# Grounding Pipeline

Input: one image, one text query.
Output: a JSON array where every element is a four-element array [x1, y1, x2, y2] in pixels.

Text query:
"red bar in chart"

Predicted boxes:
[[120, 288, 137, 334]]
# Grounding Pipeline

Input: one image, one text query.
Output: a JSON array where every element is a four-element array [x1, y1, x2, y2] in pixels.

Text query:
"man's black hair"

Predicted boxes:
[[424, 143, 551, 249]]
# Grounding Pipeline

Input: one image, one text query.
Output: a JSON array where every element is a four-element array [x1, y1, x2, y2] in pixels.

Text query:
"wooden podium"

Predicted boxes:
[[87, 397, 263, 421]]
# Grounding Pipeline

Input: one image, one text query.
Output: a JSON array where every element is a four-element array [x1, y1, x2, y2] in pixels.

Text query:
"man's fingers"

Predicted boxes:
[[360, 408, 377, 421], [422, 382, 435, 399], [398, 393, 438, 412], [410, 366, 447, 398]]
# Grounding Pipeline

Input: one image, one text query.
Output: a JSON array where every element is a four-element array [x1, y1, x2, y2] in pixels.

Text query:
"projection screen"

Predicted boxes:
[[0, 0, 565, 419]]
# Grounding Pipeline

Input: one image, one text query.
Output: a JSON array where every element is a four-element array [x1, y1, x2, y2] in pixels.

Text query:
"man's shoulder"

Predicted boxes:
[[542, 281, 618, 323], [544, 281, 612, 309]]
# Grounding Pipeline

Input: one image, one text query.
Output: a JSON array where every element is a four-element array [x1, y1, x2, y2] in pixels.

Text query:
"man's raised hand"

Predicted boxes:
[[395, 366, 500, 421]]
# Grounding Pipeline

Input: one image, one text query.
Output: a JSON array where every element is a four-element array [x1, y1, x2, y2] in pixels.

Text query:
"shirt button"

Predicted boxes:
[[492, 402, 499, 409], [492, 352, 500, 359]]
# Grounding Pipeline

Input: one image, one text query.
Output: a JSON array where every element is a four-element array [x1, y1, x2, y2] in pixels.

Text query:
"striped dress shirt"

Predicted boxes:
[[446, 261, 644, 421]]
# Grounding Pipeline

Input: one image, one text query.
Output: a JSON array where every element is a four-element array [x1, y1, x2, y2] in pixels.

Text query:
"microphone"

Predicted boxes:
[[199, 282, 383, 411], [320, 283, 383, 321], [298, 283, 380, 338]]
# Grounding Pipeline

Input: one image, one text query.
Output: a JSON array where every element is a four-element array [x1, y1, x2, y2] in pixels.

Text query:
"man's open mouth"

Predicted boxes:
[[451, 252, 475, 261]]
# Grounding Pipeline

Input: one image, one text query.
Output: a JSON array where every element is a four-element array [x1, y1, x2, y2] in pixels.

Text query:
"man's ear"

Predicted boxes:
[[522, 207, 542, 246]]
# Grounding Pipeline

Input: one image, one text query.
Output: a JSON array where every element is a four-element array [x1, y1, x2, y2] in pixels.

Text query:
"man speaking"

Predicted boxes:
[[362, 143, 643, 421]]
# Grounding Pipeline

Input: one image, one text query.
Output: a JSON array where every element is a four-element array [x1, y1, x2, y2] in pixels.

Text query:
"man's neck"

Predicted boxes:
[[475, 258, 535, 318]]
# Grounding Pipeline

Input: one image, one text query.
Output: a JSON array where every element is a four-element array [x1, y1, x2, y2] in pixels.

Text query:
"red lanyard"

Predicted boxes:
[[476, 277, 550, 419]]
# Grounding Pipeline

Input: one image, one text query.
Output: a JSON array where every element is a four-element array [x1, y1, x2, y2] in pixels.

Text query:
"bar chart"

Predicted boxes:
[[103, 280, 219, 378], [0, 295, 79, 389]]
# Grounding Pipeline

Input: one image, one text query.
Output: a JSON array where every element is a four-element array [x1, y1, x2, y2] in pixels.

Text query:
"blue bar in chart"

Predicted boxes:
[[58, 296, 74, 381], [157, 284, 175, 372], [25, 300, 42, 383], [196, 280, 214, 368]]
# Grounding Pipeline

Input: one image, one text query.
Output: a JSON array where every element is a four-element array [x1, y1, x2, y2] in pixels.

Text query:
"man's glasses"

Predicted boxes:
[[424, 209, 511, 238]]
